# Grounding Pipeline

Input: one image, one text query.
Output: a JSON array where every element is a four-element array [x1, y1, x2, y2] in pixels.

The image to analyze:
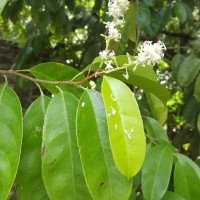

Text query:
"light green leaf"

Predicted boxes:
[[29, 62, 89, 98], [77, 90, 132, 199], [145, 92, 168, 125], [101, 76, 146, 179], [174, 2, 187, 24], [194, 74, 200, 103], [174, 153, 200, 200], [142, 144, 173, 200], [177, 55, 200, 87], [42, 91, 91, 199], [161, 191, 185, 200], [0, 0, 7, 15], [143, 117, 169, 143], [16, 95, 50, 200], [0, 84, 23, 200]]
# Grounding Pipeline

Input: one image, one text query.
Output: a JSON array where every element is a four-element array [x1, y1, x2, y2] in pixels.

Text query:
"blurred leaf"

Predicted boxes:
[[142, 144, 173, 200], [161, 191, 185, 200], [191, 38, 200, 49], [194, 74, 200, 103], [174, 153, 200, 200], [171, 53, 184, 76], [29, 62, 89, 98], [138, 2, 151, 30], [42, 91, 91, 199], [44, 0, 63, 13], [198, 113, 200, 134], [0, 84, 23, 200], [0, 0, 7, 14], [144, 117, 169, 143], [143, 0, 158, 7], [101, 76, 146, 179], [77, 90, 132, 199], [16, 95, 50, 200], [146, 92, 168, 125], [177, 55, 200, 87], [158, 6, 172, 31], [183, 98, 200, 123], [174, 2, 187, 24]]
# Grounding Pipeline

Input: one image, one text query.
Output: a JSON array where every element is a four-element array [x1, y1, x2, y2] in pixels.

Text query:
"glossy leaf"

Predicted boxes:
[[143, 117, 169, 143], [174, 153, 200, 200], [0, 84, 23, 200], [161, 191, 185, 200], [146, 93, 168, 125], [42, 91, 91, 199], [138, 2, 151, 30], [77, 90, 132, 199], [177, 55, 200, 87], [16, 95, 50, 200], [0, 0, 7, 14], [142, 144, 173, 200], [101, 76, 146, 179], [194, 74, 200, 103], [29, 62, 89, 98]]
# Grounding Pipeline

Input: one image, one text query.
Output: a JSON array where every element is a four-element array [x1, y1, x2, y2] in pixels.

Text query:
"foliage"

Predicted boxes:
[[0, 0, 200, 200]]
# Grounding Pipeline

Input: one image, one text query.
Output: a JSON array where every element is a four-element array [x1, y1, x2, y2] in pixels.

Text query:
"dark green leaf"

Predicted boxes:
[[77, 90, 132, 199], [177, 55, 200, 87], [198, 113, 200, 134], [142, 144, 173, 200], [174, 153, 200, 200], [16, 95, 50, 200], [0, 0, 7, 14], [174, 2, 187, 24], [171, 54, 184, 76], [194, 74, 200, 103], [0, 84, 23, 200], [138, 2, 151, 30], [144, 117, 169, 143], [29, 62, 89, 98], [101, 76, 146, 179], [42, 91, 91, 199]]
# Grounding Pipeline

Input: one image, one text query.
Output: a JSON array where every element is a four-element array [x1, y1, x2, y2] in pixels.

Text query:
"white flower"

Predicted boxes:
[[99, 50, 115, 60], [106, 22, 121, 41], [105, 60, 113, 70], [134, 41, 166, 67]]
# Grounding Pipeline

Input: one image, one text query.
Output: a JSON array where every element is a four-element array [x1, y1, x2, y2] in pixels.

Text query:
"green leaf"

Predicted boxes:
[[177, 55, 200, 87], [174, 153, 200, 200], [145, 93, 168, 125], [144, 117, 169, 143], [0, 0, 7, 15], [16, 95, 50, 200], [171, 53, 184, 76], [0, 84, 23, 200], [191, 38, 200, 50], [194, 74, 200, 103], [29, 62, 89, 98], [174, 2, 187, 24], [109, 71, 170, 105], [142, 144, 173, 200], [101, 76, 146, 179], [77, 90, 132, 199], [198, 113, 200, 134], [138, 2, 151, 30], [161, 191, 185, 200], [42, 91, 91, 199]]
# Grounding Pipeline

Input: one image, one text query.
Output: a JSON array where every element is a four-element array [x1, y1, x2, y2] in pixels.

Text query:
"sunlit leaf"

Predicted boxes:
[[77, 90, 132, 199], [142, 144, 173, 200], [0, 84, 23, 200], [29, 62, 89, 98], [174, 153, 200, 200], [42, 91, 91, 199], [16, 95, 50, 200], [101, 76, 146, 179]]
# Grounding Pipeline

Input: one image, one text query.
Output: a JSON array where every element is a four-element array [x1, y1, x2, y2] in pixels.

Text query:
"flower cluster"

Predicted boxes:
[[106, 0, 130, 42], [134, 41, 166, 67], [99, 50, 115, 70]]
